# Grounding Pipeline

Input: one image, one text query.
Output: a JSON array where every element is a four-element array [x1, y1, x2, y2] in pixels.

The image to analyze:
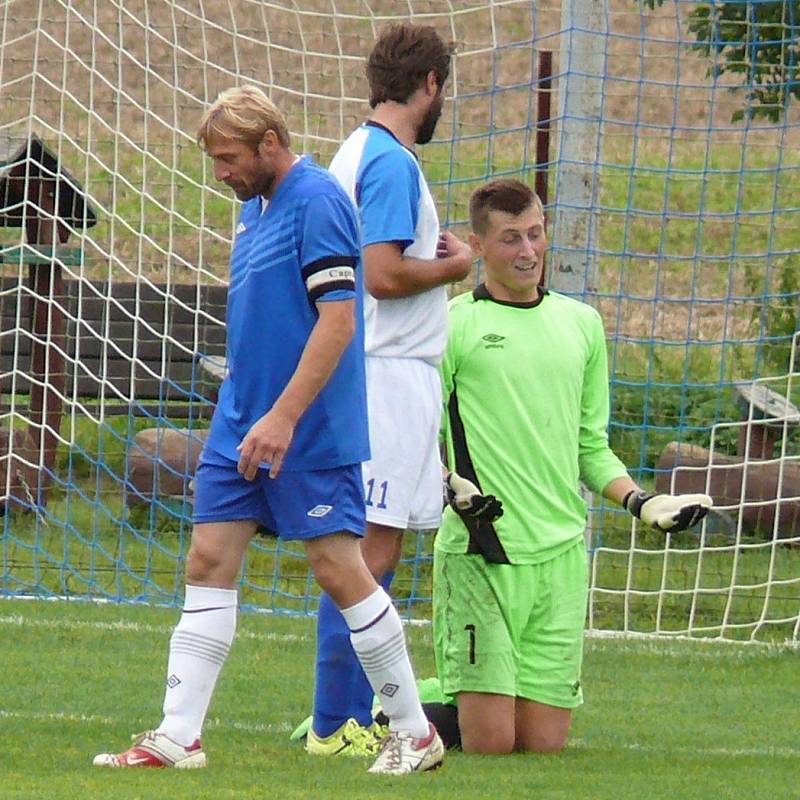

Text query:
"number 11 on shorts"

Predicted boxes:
[[365, 478, 388, 509]]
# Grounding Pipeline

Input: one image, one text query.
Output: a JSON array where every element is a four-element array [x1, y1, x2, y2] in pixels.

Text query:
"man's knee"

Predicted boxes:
[[184, 521, 253, 586], [461, 728, 515, 755], [361, 525, 403, 577], [306, 533, 374, 605], [457, 695, 516, 755], [514, 699, 572, 754], [310, 555, 349, 597], [186, 542, 221, 586], [185, 539, 234, 585], [307, 534, 346, 576], [517, 730, 568, 754], [462, 723, 567, 755]]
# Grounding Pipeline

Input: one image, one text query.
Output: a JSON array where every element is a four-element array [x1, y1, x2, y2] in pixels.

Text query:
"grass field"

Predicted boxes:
[[1, 598, 798, 800], [2, 5, 800, 792]]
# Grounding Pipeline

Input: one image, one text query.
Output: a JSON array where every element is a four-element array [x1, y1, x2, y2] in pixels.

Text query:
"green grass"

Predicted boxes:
[[0, 599, 797, 800], [591, 533, 800, 641], [3, 410, 799, 642], [1, 492, 433, 615], [8, 481, 800, 642]]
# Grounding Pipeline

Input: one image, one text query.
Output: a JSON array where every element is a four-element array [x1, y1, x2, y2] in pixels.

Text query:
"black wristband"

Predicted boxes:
[[622, 490, 636, 511], [625, 490, 656, 519]]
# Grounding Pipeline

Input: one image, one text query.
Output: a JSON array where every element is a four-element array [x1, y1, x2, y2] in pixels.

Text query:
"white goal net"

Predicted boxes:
[[1, 0, 799, 644]]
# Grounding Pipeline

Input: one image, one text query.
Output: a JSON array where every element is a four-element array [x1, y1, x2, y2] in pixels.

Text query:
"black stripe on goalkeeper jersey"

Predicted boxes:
[[472, 282, 549, 308], [448, 379, 510, 564], [302, 255, 357, 303]]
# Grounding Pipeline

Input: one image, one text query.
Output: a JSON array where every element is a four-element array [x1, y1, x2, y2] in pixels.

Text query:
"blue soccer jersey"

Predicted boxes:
[[329, 122, 446, 364], [205, 156, 370, 471]]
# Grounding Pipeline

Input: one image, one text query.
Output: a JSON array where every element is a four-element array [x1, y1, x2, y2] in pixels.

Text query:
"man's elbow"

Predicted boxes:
[[317, 303, 356, 350], [341, 314, 356, 343], [364, 275, 399, 300], [332, 310, 356, 346]]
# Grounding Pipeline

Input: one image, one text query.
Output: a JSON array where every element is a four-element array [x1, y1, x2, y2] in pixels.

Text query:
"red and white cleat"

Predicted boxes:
[[92, 730, 206, 769], [368, 723, 444, 775]]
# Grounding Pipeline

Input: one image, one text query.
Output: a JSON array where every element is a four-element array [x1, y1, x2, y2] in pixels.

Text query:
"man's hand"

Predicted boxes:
[[444, 471, 503, 524], [237, 409, 295, 480], [436, 231, 473, 281], [624, 490, 713, 532]]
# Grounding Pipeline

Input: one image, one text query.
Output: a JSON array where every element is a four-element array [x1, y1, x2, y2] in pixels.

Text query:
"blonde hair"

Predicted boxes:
[[197, 85, 290, 150]]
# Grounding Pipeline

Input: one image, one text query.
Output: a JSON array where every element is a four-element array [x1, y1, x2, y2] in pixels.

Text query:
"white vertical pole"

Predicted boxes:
[[551, 0, 609, 561], [550, 0, 608, 296]]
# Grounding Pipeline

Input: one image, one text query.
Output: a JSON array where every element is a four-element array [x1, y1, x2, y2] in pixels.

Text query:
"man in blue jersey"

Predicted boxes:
[[301, 24, 474, 757], [92, 85, 443, 776]]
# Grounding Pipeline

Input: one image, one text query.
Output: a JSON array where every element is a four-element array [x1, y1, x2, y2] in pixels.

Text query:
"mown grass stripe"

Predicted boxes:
[[0, 614, 311, 643], [2, 708, 796, 758]]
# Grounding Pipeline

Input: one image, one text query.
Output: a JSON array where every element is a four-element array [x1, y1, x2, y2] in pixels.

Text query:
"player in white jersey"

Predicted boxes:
[[301, 24, 474, 756]]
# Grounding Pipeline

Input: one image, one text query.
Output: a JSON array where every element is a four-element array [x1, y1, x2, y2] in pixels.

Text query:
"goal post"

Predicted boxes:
[[1, 0, 799, 644]]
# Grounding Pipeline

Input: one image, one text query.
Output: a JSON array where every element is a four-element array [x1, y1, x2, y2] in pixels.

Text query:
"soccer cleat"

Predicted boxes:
[[92, 730, 207, 769], [369, 719, 389, 745], [291, 677, 444, 742], [367, 723, 444, 775], [289, 714, 313, 742], [306, 718, 385, 757]]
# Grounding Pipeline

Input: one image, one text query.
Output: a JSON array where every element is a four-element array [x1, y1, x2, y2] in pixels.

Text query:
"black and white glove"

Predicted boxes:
[[444, 471, 504, 525], [624, 490, 713, 532]]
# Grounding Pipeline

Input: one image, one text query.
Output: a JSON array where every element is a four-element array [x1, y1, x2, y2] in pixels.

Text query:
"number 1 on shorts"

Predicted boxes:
[[465, 623, 476, 665]]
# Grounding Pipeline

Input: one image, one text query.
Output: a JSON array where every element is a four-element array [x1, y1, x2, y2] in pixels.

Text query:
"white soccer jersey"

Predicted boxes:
[[329, 122, 447, 364]]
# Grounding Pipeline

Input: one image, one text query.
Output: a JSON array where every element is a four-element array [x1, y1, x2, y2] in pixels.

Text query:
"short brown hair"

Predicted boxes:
[[197, 85, 290, 150], [367, 23, 453, 109], [469, 179, 544, 235]]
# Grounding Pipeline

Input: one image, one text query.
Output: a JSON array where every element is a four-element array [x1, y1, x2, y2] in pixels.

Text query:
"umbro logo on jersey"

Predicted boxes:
[[482, 333, 505, 349], [307, 504, 333, 517], [236, 222, 246, 234]]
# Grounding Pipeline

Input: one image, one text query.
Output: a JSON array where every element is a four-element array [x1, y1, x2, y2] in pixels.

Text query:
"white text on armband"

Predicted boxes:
[[305, 266, 356, 295]]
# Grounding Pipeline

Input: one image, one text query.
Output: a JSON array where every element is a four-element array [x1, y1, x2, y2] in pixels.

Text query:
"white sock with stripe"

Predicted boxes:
[[342, 587, 429, 739], [157, 584, 238, 746]]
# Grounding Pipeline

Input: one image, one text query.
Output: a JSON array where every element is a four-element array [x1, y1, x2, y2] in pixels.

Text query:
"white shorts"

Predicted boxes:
[[363, 356, 443, 530]]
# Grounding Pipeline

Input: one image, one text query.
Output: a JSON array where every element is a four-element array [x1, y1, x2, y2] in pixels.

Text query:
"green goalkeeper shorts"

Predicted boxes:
[[432, 535, 587, 709]]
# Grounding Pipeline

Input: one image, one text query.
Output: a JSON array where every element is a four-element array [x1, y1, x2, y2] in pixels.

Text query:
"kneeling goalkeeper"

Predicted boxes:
[[431, 178, 711, 754]]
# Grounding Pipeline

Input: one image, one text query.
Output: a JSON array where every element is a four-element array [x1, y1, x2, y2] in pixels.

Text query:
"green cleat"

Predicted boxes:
[[290, 677, 444, 743], [289, 714, 313, 742], [306, 718, 385, 757]]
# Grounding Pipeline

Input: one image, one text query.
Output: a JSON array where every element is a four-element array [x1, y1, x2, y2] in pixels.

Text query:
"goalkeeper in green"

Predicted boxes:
[[432, 178, 711, 754]]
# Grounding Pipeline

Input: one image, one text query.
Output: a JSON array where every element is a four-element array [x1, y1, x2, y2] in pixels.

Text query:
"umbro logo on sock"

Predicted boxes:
[[307, 504, 333, 517], [167, 674, 182, 688], [379, 682, 399, 697]]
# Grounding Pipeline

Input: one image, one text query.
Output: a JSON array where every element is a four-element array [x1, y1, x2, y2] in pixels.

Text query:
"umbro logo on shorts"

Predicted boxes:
[[236, 221, 246, 234], [307, 504, 333, 517]]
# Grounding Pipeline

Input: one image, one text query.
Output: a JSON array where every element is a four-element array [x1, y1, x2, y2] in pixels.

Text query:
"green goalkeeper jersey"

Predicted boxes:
[[437, 284, 629, 565]]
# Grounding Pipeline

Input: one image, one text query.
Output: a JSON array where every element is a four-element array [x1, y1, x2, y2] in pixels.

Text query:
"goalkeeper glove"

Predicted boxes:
[[624, 490, 713, 532], [444, 471, 504, 524]]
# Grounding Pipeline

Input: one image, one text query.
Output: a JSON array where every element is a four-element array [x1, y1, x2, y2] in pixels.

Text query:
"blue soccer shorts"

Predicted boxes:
[[192, 446, 366, 541]]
